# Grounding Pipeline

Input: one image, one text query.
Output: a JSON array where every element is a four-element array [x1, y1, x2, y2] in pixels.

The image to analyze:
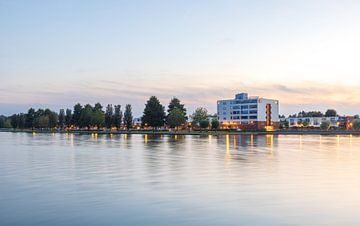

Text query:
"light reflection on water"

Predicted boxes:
[[1, 132, 360, 226]]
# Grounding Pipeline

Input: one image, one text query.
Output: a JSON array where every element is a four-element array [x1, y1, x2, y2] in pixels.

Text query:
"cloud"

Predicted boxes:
[[1, 78, 360, 116]]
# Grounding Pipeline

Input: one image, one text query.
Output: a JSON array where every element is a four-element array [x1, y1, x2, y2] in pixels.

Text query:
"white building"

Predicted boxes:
[[287, 116, 339, 128], [217, 93, 280, 130]]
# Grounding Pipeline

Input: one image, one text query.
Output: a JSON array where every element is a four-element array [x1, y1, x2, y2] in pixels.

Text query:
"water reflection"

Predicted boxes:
[[1, 133, 360, 226]]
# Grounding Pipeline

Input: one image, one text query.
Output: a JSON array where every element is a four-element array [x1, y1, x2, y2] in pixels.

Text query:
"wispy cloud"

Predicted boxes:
[[1, 78, 360, 116]]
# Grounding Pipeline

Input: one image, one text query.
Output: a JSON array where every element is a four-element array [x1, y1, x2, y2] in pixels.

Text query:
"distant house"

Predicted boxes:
[[338, 116, 355, 130], [286, 116, 339, 128], [133, 117, 142, 128]]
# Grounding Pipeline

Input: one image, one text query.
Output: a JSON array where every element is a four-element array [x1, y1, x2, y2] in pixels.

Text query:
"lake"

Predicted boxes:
[[1, 132, 360, 226]]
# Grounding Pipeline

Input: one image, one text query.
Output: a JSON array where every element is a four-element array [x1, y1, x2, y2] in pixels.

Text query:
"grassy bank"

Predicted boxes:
[[1, 128, 360, 136]]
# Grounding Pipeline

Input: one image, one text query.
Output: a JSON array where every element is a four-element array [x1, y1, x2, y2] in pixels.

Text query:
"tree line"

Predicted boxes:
[[0, 96, 220, 130], [288, 109, 338, 118]]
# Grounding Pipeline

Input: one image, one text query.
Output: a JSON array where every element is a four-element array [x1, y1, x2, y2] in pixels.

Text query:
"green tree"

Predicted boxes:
[[18, 113, 26, 129], [280, 120, 289, 129], [320, 121, 331, 130], [167, 97, 186, 116], [4, 119, 12, 128], [211, 118, 220, 130], [199, 119, 210, 129], [113, 105, 122, 129], [59, 109, 65, 128], [142, 96, 166, 128], [105, 104, 114, 128], [167, 108, 186, 129], [191, 107, 208, 127], [0, 116, 5, 128], [25, 108, 36, 129], [92, 107, 105, 128], [37, 115, 49, 128], [80, 104, 93, 128], [65, 109, 72, 127], [123, 104, 133, 130], [298, 111, 324, 117], [325, 109, 337, 117], [47, 110, 58, 128], [353, 119, 360, 130], [94, 103, 103, 112], [72, 103, 83, 127], [10, 114, 19, 129]]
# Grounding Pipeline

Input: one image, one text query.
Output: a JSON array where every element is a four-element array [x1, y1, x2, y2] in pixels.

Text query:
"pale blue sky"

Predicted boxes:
[[1, 0, 360, 116]]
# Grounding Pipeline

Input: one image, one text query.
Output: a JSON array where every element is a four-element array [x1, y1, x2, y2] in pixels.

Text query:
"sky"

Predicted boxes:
[[1, 0, 360, 116]]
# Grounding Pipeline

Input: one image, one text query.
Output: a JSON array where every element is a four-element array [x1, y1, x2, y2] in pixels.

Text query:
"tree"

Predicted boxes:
[[4, 119, 12, 128], [325, 109, 337, 117], [167, 97, 186, 116], [47, 110, 58, 128], [65, 109, 72, 127], [37, 115, 49, 128], [105, 104, 114, 128], [199, 120, 209, 129], [280, 120, 289, 129], [10, 114, 19, 129], [353, 119, 360, 130], [167, 108, 186, 129], [0, 116, 5, 128], [25, 108, 36, 129], [80, 104, 93, 128], [92, 107, 105, 128], [320, 121, 331, 130], [298, 111, 323, 117], [72, 103, 83, 127], [211, 118, 220, 130], [142, 96, 166, 128], [123, 104, 133, 130], [18, 113, 26, 129], [59, 109, 65, 128], [113, 105, 122, 129], [94, 103, 103, 112], [191, 107, 208, 127]]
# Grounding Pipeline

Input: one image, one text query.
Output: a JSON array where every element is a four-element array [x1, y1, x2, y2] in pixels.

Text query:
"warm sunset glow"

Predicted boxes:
[[1, 1, 360, 116]]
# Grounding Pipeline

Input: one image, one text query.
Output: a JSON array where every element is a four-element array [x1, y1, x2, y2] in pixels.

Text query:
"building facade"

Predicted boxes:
[[217, 93, 279, 130], [286, 116, 339, 128]]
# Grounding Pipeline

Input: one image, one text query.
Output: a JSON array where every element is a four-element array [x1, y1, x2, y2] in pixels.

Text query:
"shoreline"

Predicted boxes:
[[1, 129, 360, 136]]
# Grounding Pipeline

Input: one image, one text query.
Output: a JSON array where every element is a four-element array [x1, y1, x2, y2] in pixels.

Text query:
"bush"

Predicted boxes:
[[199, 120, 209, 129], [320, 121, 330, 130], [211, 119, 220, 130], [353, 119, 360, 130]]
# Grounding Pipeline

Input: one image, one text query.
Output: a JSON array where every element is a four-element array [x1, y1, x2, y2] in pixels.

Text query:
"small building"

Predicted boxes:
[[338, 116, 355, 130], [286, 116, 339, 128], [217, 92, 279, 130], [133, 117, 142, 129]]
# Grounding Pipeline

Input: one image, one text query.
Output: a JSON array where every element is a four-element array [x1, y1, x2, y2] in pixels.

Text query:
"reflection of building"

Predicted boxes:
[[287, 116, 339, 128], [217, 92, 279, 130]]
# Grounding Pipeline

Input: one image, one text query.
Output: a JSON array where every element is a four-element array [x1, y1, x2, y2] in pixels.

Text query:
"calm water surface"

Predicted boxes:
[[1, 132, 360, 226]]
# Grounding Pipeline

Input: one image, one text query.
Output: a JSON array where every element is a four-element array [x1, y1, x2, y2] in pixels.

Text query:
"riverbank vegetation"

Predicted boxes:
[[0, 96, 217, 132]]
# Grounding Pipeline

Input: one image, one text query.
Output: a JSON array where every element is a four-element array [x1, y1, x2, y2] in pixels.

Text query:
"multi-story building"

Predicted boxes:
[[217, 93, 280, 130]]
